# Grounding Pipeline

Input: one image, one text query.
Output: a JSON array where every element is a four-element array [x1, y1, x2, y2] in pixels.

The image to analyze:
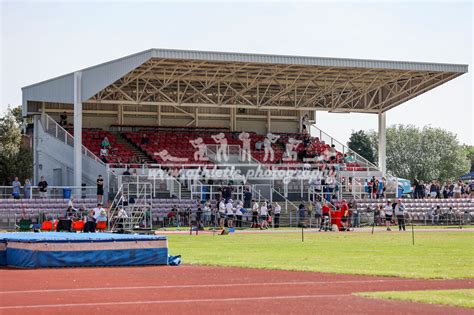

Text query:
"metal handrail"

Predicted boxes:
[[42, 114, 105, 165], [311, 124, 379, 170]]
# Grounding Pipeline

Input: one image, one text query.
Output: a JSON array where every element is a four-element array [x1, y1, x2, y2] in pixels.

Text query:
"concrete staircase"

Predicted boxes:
[[113, 132, 154, 164]]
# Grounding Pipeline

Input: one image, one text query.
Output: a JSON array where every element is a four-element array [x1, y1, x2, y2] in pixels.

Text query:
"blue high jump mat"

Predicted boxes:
[[0, 232, 168, 268]]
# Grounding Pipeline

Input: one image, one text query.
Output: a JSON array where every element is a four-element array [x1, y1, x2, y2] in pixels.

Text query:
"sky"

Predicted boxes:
[[1, 1, 472, 145]]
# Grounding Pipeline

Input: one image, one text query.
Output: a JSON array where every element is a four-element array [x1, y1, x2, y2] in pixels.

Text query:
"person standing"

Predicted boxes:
[[314, 200, 322, 228], [243, 189, 252, 209], [273, 202, 281, 228], [23, 179, 32, 199], [235, 201, 243, 228], [394, 199, 406, 231], [225, 199, 234, 228], [384, 201, 393, 231], [96, 175, 104, 203], [12, 177, 21, 199], [298, 201, 306, 227], [251, 199, 259, 228], [38, 176, 48, 198], [259, 201, 268, 229], [218, 198, 226, 228], [351, 200, 360, 228]]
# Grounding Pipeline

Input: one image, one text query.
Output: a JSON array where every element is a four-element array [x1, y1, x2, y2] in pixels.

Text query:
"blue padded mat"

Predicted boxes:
[[0, 232, 168, 268], [0, 232, 166, 242]]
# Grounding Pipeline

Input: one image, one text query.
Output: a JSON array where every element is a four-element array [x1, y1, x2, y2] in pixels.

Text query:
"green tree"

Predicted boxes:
[[372, 125, 469, 182], [462, 145, 474, 172], [0, 106, 33, 185], [347, 130, 376, 164]]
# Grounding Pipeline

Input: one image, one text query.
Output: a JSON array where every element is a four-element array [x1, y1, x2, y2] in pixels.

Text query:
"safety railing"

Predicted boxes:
[[41, 114, 105, 165], [311, 125, 379, 172], [0, 186, 97, 199]]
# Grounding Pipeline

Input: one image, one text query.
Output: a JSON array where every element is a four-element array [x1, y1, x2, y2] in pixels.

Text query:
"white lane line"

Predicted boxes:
[[0, 279, 418, 294], [0, 294, 351, 310]]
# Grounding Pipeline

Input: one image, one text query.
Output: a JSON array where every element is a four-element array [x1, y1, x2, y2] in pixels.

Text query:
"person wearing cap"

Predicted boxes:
[[394, 199, 406, 231]]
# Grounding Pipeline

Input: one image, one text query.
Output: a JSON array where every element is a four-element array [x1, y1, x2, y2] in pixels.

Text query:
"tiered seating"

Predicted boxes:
[[123, 130, 284, 165], [71, 129, 136, 163], [357, 198, 474, 223], [0, 198, 98, 227]]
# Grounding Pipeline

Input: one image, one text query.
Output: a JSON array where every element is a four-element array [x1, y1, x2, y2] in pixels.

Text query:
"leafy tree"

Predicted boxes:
[[368, 125, 469, 182], [462, 145, 474, 172], [347, 130, 376, 164], [0, 106, 33, 185]]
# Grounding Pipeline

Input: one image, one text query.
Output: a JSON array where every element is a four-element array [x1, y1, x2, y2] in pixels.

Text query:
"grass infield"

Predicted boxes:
[[356, 289, 474, 309], [168, 231, 473, 279]]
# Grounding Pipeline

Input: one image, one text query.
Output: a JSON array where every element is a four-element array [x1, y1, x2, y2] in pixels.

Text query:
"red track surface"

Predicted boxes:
[[0, 265, 472, 314]]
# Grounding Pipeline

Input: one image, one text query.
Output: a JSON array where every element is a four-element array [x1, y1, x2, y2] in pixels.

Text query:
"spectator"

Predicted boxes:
[[351, 200, 360, 228], [251, 199, 259, 228], [384, 201, 393, 231], [59, 111, 68, 126], [101, 137, 111, 149], [394, 199, 406, 231], [235, 201, 243, 228], [23, 179, 32, 199], [141, 133, 149, 145], [226, 199, 234, 228], [313, 200, 322, 228], [38, 176, 48, 198], [93, 203, 104, 220], [123, 168, 131, 176], [96, 175, 104, 203], [203, 202, 211, 226], [84, 209, 96, 233], [243, 188, 252, 209], [259, 201, 268, 229], [100, 147, 108, 157], [12, 177, 21, 199], [195, 204, 203, 229], [298, 201, 306, 226], [273, 202, 281, 228], [218, 198, 226, 228]]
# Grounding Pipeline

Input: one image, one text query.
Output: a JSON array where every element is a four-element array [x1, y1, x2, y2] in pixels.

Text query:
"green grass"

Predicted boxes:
[[356, 289, 474, 308], [167, 231, 474, 279]]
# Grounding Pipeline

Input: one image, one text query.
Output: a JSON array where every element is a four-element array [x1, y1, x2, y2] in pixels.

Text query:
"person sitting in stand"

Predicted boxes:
[[101, 137, 111, 150], [141, 133, 149, 145]]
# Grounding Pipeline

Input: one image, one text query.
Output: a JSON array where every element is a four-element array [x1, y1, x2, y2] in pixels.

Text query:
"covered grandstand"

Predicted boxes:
[[14, 48, 469, 230]]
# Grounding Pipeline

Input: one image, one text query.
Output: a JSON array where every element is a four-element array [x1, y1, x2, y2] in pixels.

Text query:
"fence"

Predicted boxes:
[[0, 186, 97, 199]]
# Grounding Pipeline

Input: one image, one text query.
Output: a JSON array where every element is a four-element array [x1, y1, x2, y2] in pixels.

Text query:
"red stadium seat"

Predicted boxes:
[[40, 221, 53, 231]]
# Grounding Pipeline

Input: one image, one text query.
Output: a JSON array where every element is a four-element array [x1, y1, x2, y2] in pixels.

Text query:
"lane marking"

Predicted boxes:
[[0, 294, 351, 309], [0, 279, 423, 295]]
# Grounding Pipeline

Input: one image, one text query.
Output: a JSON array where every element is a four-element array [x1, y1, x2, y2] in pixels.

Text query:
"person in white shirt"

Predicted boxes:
[[218, 199, 226, 228], [226, 199, 234, 228], [235, 201, 243, 228], [384, 201, 393, 231], [273, 202, 281, 228], [259, 201, 269, 229], [252, 200, 259, 228], [93, 203, 104, 220]]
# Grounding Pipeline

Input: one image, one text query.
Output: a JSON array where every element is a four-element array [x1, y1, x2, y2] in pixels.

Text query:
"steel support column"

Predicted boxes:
[[378, 112, 387, 174], [74, 72, 83, 195]]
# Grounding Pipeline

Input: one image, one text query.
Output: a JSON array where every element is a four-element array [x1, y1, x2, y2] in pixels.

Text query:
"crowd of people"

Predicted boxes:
[[412, 179, 473, 199]]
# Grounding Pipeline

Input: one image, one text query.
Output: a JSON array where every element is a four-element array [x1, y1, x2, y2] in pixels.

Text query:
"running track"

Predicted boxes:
[[0, 266, 472, 314]]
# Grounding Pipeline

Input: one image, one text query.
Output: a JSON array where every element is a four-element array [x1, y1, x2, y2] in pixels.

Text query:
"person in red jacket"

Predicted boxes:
[[340, 200, 350, 230], [320, 201, 331, 231]]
